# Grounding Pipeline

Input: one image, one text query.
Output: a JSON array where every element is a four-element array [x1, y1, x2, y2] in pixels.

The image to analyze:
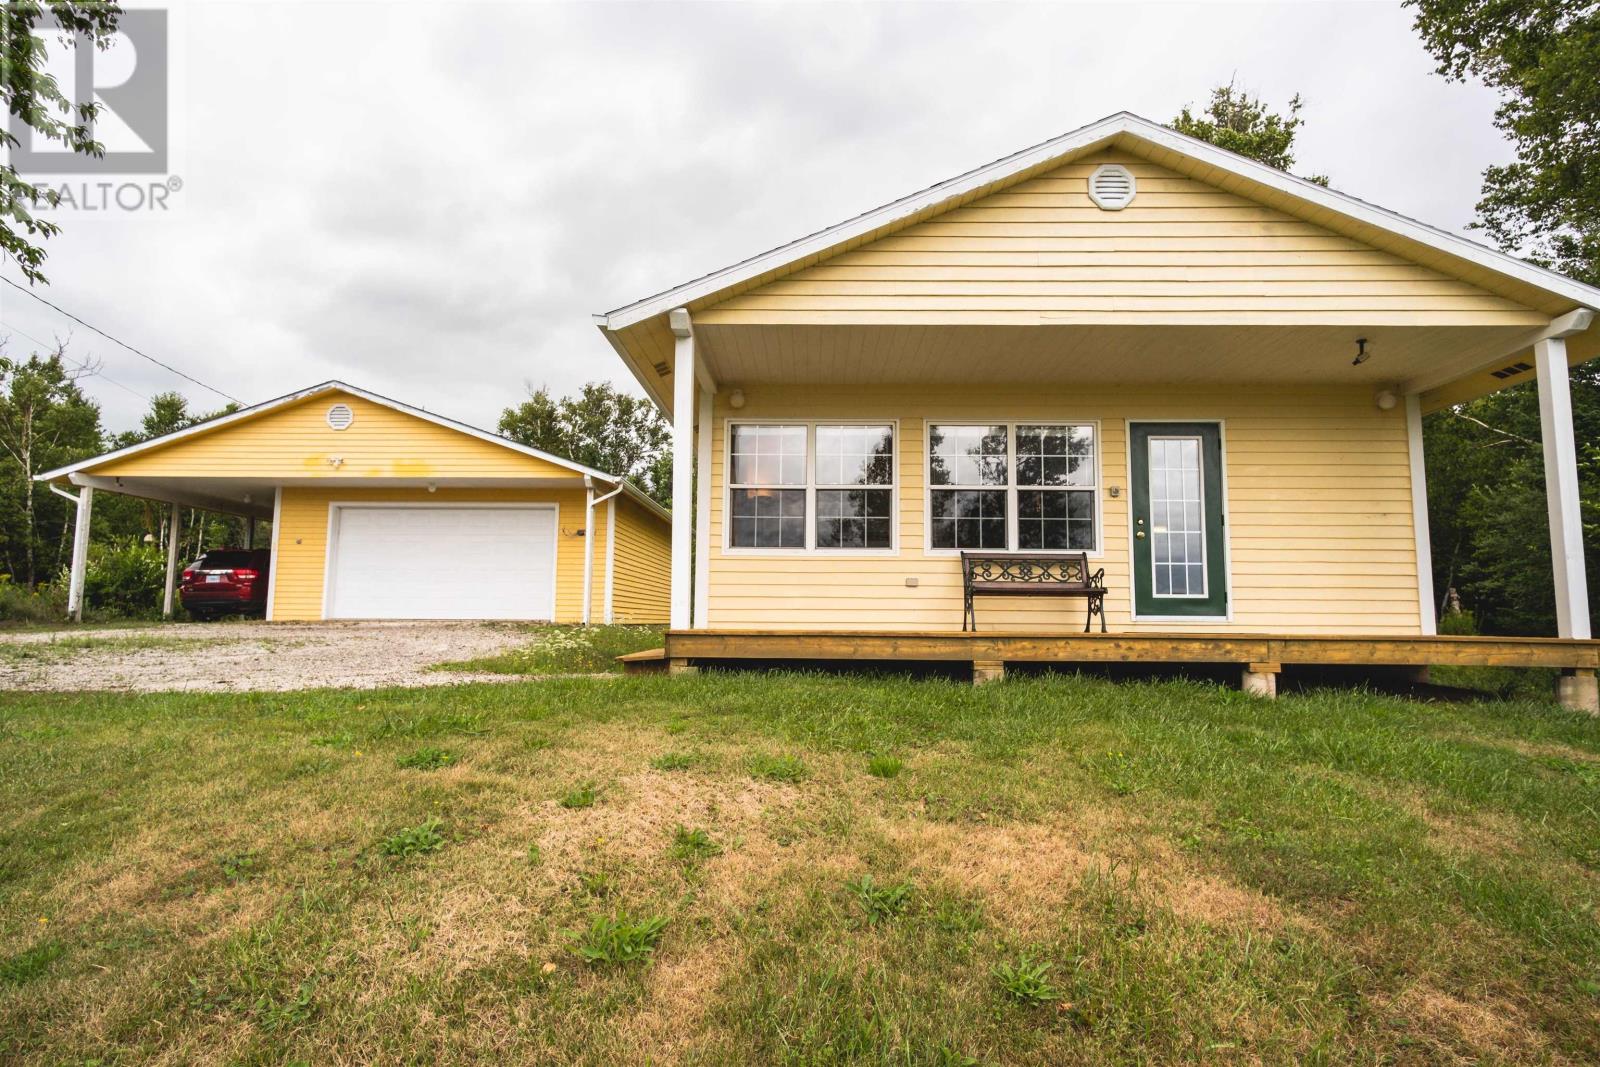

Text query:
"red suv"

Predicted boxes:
[[180, 548, 271, 620]]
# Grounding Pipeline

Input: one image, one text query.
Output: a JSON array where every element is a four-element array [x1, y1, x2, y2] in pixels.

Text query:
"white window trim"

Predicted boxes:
[[1124, 418, 1234, 624], [922, 418, 1104, 558], [722, 418, 900, 557]]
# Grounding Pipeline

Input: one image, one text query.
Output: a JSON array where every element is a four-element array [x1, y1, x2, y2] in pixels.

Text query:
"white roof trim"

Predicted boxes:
[[595, 111, 1600, 332], [40, 379, 621, 491]]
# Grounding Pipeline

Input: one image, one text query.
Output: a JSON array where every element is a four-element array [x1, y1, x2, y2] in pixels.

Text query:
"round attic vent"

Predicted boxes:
[[326, 403, 354, 430], [1088, 163, 1136, 210]]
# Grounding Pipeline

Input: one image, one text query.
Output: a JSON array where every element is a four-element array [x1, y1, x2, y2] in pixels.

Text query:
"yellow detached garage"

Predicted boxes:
[[40, 382, 671, 623]]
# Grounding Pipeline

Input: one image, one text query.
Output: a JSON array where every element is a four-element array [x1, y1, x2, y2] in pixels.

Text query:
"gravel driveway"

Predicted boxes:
[[0, 621, 537, 693]]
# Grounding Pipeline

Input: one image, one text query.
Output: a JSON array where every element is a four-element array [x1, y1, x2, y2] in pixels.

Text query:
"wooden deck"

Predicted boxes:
[[644, 629, 1600, 711]]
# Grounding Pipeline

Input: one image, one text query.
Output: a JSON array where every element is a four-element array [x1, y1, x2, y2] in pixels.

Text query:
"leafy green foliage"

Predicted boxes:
[[378, 819, 444, 858], [568, 913, 669, 965], [498, 382, 671, 504], [1424, 368, 1600, 634], [746, 753, 807, 782], [1408, 0, 1600, 285], [846, 874, 913, 923], [0, 3, 124, 284], [1170, 82, 1329, 185], [82, 538, 165, 618], [395, 746, 456, 771], [992, 954, 1060, 1005], [668, 825, 722, 862]]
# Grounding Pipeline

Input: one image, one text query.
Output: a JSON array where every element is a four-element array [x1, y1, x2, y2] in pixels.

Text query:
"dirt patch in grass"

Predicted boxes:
[[1392, 985, 1552, 1064]]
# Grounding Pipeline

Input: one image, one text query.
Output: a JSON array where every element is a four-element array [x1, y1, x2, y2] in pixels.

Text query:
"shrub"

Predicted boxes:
[[379, 819, 444, 858], [568, 913, 668, 965], [82, 539, 165, 618], [0, 574, 67, 624]]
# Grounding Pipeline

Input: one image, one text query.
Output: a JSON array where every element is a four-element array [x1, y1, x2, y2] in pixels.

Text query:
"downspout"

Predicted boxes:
[[583, 477, 626, 625]]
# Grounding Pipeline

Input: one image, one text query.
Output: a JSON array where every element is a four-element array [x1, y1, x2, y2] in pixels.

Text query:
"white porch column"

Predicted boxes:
[[582, 481, 596, 625], [603, 497, 617, 624], [163, 502, 182, 618], [668, 308, 696, 630], [1535, 336, 1591, 639], [1404, 395, 1437, 635], [694, 384, 713, 628], [66, 486, 94, 622]]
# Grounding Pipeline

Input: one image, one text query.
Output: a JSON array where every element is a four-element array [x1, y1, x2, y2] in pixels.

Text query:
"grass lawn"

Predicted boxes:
[[434, 624, 663, 675], [2, 672, 1599, 1065]]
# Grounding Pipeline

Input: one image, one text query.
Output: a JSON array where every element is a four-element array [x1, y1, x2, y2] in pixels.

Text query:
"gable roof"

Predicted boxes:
[[594, 111, 1600, 409], [38, 380, 670, 521]]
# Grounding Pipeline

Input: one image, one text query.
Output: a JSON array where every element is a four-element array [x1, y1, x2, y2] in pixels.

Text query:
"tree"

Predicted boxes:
[[1, 3, 125, 284], [1170, 83, 1330, 185], [1407, 1, 1600, 284], [499, 382, 671, 504], [0, 344, 102, 586]]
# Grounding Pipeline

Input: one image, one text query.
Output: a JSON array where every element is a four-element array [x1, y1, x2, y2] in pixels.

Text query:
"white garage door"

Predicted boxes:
[[326, 505, 557, 620]]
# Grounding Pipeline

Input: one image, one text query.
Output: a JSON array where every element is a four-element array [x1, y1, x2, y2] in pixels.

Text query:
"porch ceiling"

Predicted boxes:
[[694, 322, 1589, 394]]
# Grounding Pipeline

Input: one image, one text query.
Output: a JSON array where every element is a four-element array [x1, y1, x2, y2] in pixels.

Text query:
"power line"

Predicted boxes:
[[0, 318, 151, 402], [0, 275, 239, 403]]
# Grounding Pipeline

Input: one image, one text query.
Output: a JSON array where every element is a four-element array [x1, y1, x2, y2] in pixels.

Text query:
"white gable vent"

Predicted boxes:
[[326, 403, 355, 430], [1088, 163, 1137, 210]]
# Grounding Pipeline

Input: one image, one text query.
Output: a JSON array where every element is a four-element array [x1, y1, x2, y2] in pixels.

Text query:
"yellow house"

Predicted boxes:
[[42, 382, 671, 624], [595, 112, 1600, 704]]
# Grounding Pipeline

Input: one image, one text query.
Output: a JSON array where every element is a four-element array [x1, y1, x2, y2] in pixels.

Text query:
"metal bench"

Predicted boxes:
[[960, 551, 1107, 633]]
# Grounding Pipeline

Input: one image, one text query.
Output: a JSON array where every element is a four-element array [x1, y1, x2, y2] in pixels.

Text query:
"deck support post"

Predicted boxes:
[[1241, 662, 1279, 698], [163, 502, 182, 618], [1535, 336, 1591, 639], [1557, 669, 1599, 715], [668, 657, 698, 677], [668, 308, 695, 631], [972, 660, 1005, 685], [65, 485, 93, 622]]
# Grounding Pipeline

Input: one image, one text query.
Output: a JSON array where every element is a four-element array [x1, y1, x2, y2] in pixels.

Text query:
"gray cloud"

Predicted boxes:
[[0, 0, 1508, 434]]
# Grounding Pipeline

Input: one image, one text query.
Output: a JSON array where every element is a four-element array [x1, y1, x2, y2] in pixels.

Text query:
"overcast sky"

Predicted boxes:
[[0, 0, 1509, 435]]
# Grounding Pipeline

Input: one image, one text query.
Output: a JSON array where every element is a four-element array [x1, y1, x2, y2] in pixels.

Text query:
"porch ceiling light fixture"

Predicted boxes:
[[1374, 390, 1398, 411], [1352, 338, 1371, 366], [728, 388, 746, 409]]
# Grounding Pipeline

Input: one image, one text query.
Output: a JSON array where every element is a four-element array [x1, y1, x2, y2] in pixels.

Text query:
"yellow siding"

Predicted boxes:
[[697, 151, 1543, 328], [270, 486, 595, 622], [610, 495, 671, 623], [93, 391, 577, 480], [705, 384, 1423, 636]]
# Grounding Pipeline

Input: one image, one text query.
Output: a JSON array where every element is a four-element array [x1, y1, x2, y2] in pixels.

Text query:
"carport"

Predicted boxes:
[[38, 381, 672, 624]]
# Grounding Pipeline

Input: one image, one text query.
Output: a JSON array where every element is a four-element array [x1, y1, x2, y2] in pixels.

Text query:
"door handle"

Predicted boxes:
[[1136, 531, 1146, 540]]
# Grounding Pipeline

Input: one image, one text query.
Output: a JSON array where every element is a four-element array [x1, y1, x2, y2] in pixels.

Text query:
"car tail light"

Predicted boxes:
[[181, 569, 194, 583], [234, 568, 259, 581]]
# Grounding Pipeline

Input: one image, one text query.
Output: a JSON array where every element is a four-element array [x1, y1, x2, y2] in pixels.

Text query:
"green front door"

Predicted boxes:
[[1129, 422, 1227, 618]]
